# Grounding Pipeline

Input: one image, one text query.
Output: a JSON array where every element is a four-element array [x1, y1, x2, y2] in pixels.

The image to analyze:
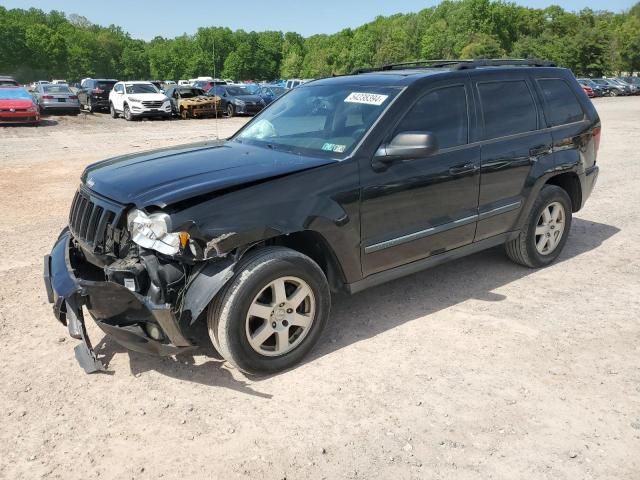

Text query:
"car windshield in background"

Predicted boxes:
[[179, 88, 204, 98], [235, 85, 400, 157], [242, 85, 260, 95], [43, 85, 72, 94], [225, 86, 250, 96], [0, 88, 33, 100], [270, 87, 286, 95], [125, 83, 158, 94]]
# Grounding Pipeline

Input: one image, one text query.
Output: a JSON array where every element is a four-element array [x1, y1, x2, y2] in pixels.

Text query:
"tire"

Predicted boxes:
[[225, 103, 235, 118], [123, 104, 132, 121], [110, 103, 118, 119], [610, 89, 618, 97], [505, 185, 572, 268], [86, 98, 93, 113], [207, 247, 330, 374]]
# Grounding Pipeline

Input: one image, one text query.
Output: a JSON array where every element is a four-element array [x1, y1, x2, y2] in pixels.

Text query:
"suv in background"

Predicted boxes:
[[77, 79, 118, 112], [108, 81, 171, 120], [44, 59, 600, 375]]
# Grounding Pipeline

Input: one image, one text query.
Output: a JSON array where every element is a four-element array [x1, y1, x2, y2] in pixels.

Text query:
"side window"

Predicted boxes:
[[80, 80, 88, 89], [395, 85, 468, 149], [537, 78, 585, 126], [478, 80, 537, 139]]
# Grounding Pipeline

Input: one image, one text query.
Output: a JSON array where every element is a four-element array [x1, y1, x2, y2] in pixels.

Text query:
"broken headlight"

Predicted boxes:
[[127, 209, 185, 256]]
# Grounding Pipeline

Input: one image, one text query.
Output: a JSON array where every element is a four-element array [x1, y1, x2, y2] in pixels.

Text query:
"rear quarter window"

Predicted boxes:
[[477, 80, 538, 140], [537, 78, 585, 127]]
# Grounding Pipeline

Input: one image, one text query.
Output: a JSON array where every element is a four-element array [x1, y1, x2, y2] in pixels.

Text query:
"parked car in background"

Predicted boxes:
[[77, 79, 118, 112], [0, 86, 40, 125], [0, 75, 19, 86], [163, 80, 176, 89], [193, 79, 227, 92], [622, 76, 640, 88], [207, 84, 265, 117], [240, 83, 261, 95], [178, 80, 191, 86], [51, 79, 67, 85], [109, 81, 171, 120], [611, 77, 638, 95], [35, 83, 80, 115], [285, 78, 304, 89], [580, 84, 595, 97], [577, 78, 608, 97], [164, 85, 223, 118], [591, 78, 626, 96], [257, 85, 286, 105]]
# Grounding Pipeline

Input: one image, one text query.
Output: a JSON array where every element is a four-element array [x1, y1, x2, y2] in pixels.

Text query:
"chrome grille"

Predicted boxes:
[[68, 188, 123, 253]]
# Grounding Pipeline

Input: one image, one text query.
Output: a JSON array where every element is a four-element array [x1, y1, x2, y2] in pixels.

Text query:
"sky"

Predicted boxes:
[[1, 0, 636, 39]]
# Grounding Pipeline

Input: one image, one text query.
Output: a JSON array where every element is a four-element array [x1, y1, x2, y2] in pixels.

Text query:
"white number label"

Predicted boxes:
[[344, 92, 389, 106]]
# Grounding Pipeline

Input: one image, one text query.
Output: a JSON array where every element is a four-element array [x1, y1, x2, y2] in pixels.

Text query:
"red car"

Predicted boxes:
[[0, 86, 40, 125], [581, 85, 595, 98]]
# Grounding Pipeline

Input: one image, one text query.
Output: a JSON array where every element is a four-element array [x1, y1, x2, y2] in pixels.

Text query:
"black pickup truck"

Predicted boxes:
[[44, 59, 600, 374]]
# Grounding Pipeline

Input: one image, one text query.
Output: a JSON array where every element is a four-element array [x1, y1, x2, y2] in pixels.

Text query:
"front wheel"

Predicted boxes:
[[207, 247, 330, 374], [123, 104, 132, 121], [225, 103, 235, 118], [505, 185, 572, 268], [110, 103, 118, 118]]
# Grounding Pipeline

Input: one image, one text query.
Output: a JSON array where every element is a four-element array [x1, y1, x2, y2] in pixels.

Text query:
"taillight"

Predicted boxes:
[[593, 126, 601, 156], [42, 95, 53, 99], [92, 88, 104, 94], [69, 95, 78, 99]]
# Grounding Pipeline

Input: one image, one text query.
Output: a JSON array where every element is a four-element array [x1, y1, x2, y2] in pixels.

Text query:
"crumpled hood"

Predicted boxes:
[[81, 140, 335, 208]]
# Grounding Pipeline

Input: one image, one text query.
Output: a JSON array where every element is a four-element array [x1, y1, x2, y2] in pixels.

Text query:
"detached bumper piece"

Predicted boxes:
[[43, 231, 195, 373]]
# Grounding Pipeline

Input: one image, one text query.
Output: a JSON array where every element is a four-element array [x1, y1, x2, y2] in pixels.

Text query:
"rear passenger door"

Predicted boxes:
[[474, 72, 553, 241]]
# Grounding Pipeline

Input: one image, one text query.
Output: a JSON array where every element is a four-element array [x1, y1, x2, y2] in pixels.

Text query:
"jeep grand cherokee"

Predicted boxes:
[[44, 59, 600, 374]]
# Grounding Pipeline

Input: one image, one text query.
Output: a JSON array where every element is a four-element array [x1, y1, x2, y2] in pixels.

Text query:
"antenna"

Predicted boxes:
[[213, 38, 219, 140]]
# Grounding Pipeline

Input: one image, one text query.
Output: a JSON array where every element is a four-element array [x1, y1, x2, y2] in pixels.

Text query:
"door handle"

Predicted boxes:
[[449, 163, 477, 176]]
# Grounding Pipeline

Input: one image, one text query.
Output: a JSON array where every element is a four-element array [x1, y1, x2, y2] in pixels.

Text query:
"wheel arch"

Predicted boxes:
[[244, 230, 348, 293], [545, 171, 582, 212]]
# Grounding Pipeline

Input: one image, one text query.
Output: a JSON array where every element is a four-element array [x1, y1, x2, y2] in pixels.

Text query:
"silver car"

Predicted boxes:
[[36, 83, 81, 115]]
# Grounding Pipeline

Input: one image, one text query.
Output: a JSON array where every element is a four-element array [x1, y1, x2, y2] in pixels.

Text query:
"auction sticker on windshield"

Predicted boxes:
[[344, 92, 389, 106]]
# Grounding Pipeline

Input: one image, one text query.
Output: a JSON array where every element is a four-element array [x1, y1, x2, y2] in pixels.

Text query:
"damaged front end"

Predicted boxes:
[[43, 186, 235, 373]]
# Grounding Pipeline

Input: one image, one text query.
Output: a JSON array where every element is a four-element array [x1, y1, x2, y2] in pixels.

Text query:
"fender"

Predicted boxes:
[[180, 258, 235, 324]]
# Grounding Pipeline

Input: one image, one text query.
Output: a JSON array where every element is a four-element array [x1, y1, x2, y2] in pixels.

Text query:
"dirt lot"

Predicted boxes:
[[1, 101, 639, 480]]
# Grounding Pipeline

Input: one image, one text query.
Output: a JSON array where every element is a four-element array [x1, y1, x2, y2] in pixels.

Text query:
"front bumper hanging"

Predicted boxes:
[[43, 231, 197, 373]]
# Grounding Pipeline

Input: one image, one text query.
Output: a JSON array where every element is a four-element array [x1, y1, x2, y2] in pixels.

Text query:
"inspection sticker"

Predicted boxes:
[[344, 92, 389, 106], [322, 143, 347, 153]]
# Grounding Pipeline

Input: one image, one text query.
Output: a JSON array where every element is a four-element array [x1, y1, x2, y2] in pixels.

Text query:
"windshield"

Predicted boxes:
[[125, 83, 158, 94], [270, 87, 286, 95], [242, 84, 260, 95], [225, 86, 251, 96], [96, 81, 116, 90], [0, 88, 33, 100], [43, 85, 72, 94], [179, 88, 204, 98], [235, 85, 400, 157]]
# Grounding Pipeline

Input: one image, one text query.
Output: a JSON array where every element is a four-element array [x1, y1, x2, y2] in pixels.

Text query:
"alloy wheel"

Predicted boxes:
[[535, 201, 566, 255], [245, 276, 316, 357]]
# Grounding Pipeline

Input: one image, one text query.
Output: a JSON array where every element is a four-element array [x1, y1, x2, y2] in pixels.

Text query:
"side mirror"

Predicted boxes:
[[374, 131, 438, 167]]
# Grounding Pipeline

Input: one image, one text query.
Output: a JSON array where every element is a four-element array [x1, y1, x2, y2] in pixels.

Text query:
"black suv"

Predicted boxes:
[[44, 59, 600, 374], [76, 78, 118, 112]]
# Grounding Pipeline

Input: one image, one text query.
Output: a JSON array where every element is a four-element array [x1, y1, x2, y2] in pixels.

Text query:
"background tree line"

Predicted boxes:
[[1, 0, 639, 83]]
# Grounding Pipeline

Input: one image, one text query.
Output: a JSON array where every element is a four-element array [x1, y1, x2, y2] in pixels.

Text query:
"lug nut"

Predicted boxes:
[[279, 303, 285, 307], [271, 322, 277, 328], [282, 320, 289, 327], [286, 308, 293, 314]]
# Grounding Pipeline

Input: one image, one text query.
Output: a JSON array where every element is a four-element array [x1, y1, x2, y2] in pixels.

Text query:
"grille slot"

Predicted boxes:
[[68, 188, 123, 253], [142, 100, 164, 108]]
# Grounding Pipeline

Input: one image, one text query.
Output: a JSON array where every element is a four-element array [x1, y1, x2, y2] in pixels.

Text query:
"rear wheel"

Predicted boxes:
[[207, 247, 330, 374], [505, 185, 572, 268]]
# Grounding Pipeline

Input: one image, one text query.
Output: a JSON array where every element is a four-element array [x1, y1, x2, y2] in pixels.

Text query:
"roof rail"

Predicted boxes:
[[352, 58, 556, 74]]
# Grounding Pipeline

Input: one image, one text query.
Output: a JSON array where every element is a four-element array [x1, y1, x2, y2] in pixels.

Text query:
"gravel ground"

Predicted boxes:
[[0, 101, 639, 480]]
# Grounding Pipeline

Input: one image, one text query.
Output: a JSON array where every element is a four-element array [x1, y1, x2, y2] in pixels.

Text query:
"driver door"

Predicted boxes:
[[360, 81, 481, 276], [112, 83, 124, 111]]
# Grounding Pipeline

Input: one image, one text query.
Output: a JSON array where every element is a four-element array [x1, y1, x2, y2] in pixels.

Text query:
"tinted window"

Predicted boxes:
[[478, 80, 537, 139], [395, 85, 468, 149], [537, 79, 585, 126]]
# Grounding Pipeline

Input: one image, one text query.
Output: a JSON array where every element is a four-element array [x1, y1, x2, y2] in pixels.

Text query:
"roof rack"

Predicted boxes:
[[352, 58, 556, 74]]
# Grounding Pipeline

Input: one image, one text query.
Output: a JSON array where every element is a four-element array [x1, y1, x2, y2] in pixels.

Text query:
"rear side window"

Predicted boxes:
[[395, 85, 468, 149], [478, 80, 537, 139], [537, 78, 585, 126]]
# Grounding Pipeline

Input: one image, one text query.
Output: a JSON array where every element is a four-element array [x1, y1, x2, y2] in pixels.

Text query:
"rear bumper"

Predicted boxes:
[[44, 231, 195, 372], [580, 165, 599, 208], [0, 112, 39, 123]]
